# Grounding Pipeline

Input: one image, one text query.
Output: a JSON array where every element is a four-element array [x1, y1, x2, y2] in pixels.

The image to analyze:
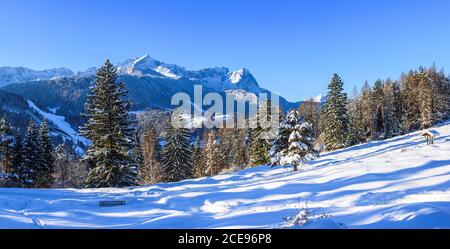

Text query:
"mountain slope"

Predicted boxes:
[[1, 121, 449, 228], [0, 67, 74, 87]]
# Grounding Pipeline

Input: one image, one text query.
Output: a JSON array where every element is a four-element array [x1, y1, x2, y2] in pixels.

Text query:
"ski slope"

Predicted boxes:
[[1, 122, 450, 229]]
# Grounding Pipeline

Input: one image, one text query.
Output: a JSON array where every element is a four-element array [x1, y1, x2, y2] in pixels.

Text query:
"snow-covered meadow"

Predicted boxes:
[[1, 121, 450, 229]]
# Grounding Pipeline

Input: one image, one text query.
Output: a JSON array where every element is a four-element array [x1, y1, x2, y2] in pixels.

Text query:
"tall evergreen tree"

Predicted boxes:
[[21, 121, 41, 187], [320, 74, 349, 150], [37, 120, 54, 188], [359, 81, 373, 140], [269, 110, 292, 166], [9, 135, 23, 186], [161, 118, 192, 182], [383, 80, 395, 138], [0, 114, 14, 176], [204, 130, 220, 176], [392, 81, 404, 135], [418, 72, 433, 129], [371, 80, 385, 138], [251, 100, 274, 166], [403, 70, 421, 131], [275, 110, 318, 171], [192, 135, 205, 177], [80, 60, 139, 187]]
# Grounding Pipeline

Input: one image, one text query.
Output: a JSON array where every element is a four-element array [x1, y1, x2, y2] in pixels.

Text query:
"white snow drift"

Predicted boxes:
[[1, 121, 450, 228]]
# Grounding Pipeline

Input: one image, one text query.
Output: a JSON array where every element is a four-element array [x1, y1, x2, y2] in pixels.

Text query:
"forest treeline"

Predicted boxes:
[[0, 61, 449, 188]]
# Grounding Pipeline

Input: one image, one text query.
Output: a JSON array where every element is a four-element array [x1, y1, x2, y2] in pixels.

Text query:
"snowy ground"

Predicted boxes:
[[1, 122, 450, 229]]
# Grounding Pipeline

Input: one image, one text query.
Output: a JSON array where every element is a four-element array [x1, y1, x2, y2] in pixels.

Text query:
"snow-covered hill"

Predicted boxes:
[[0, 66, 74, 87], [1, 121, 450, 229]]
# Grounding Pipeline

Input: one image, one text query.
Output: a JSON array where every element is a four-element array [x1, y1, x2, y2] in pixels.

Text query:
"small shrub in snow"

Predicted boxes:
[[283, 202, 332, 228]]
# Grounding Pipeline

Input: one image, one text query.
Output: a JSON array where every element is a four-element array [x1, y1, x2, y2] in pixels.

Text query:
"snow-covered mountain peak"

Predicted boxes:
[[312, 94, 323, 103], [115, 55, 262, 93], [0, 66, 74, 87], [132, 54, 159, 69], [116, 54, 184, 79], [228, 68, 250, 84]]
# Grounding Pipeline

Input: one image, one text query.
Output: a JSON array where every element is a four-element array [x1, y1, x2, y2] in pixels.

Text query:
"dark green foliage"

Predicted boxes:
[[37, 120, 54, 188], [0, 114, 14, 175], [80, 60, 139, 188], [320, 74, 349, 151], [161, 118, 192, 182], [192, 136, 204, 177], [21, 121, 41, 187]]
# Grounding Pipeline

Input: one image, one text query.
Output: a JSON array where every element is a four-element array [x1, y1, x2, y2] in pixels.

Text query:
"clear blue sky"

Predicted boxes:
[[1, 0, 450, 101]]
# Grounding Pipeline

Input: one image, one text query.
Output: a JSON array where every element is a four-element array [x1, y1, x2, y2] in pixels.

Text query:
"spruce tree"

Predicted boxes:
[[37, 120, 54, 188], [192, 136, 204, 177], [383, 81, 395, 138], [360, 81, 373, 140], [21, 121, 41, 187], [80, 60, 139, 187], [204, 130, 219, 176], [0, 114, 14, 176], [269, 111, 292, 166], [403, 70, 421, 131], [9, 135, 23, 186], [320, 74, 349, 150], [418, 73, 433, 129], [371, 80, 385, 138], [161, 118, 192, 182], [276, 110, 318, 171], [392, 81, 404, 135], [251, 100, 273, 166]]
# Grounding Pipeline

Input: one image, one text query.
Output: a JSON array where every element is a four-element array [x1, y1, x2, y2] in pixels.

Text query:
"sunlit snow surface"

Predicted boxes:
[[1, 122, 450, 228]]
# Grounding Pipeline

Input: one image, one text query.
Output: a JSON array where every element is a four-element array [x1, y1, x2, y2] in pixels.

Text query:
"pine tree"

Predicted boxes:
[[192, 136, 204, 177], [359, 81, 373, 140], [320, 74, 349, 150], [161, 118, 192, 182], [140, 127, 163, 184], [383, 80, 395, 138], [80, 60, 139, 187], [0, 114, 14, 176], [392, 81, 404, 135], [9, 135, 23, 186], [371, 80, 385, 139], [277, 110, 318, 171], [269, 111, 292, 166], [132, 129, 144, 173], [21, 121, 41, 187], [251, 100, 274, 166], [418, 72, 433, 129], [428, 65, 450, 123], [37, 120, 54, 188], [204, 130, 220, 176], [403, 70, 421, 131]]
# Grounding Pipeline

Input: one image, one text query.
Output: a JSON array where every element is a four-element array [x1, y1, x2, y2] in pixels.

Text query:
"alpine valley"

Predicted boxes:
[[0, 55, 305, 152]]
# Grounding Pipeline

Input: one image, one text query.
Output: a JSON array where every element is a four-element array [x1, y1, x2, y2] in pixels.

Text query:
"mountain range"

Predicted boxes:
[[0, 55, 311, 151]]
